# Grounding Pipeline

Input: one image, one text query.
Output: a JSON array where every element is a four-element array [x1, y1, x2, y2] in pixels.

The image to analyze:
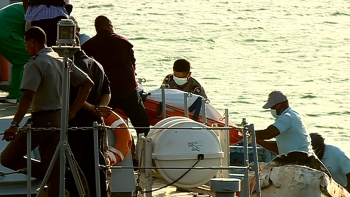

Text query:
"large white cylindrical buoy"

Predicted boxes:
[[149, 116, 224, 188]]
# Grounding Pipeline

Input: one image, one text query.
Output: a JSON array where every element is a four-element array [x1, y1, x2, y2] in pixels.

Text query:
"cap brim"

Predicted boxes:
[[262, 102, 273, 109]]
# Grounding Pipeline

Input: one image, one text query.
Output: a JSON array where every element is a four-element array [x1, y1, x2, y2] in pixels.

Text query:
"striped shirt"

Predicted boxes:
[[25, 5, 68, 22]]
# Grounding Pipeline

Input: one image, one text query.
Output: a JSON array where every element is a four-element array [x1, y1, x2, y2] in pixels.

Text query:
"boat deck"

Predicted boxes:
[[0, 96, 213, 197]]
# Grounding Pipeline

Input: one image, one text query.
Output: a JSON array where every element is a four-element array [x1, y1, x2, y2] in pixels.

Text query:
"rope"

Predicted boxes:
[[1, 122, 239, 133], [144, 158, 201, 193], [0, 168, 27, 176]]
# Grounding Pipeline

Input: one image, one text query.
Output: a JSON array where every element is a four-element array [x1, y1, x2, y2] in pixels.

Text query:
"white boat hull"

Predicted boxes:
[[251, 165, 349, 197], [248, 152, 350, 197]]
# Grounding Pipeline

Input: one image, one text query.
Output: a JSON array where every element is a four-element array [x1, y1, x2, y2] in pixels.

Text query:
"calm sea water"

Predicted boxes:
[[71, 0, 350, 154]]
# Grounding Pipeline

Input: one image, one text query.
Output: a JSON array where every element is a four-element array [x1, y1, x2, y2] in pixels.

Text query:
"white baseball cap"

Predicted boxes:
[[262, 90, 287, 109]]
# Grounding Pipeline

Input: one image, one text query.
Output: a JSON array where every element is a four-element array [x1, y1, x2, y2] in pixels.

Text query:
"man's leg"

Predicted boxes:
[[66, 130, 90, 197], [118, 90, 150, 136], [116, 90, 150, 169], [38, 131, 60, 196], [67, 128, 109, 197], [31, 111, 61, 197], [0, 121, 59, 180]]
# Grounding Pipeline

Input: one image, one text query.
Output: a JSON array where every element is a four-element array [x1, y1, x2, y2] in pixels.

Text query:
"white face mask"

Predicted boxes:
[[270, 109, 279, 119], [270, 104, 281, 119], [173, 76, 188, 86]]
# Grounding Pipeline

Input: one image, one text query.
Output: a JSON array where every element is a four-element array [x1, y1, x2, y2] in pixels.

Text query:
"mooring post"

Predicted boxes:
[[210, 178, 241, 197]]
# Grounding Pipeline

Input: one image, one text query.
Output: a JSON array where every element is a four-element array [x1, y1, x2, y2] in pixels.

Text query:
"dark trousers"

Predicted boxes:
[[67, 116, 109, 197], [109, 89, 150, 167], [108, 89, 150, 136], [0, 110, 61, 197], [31, 16, 68, 47]]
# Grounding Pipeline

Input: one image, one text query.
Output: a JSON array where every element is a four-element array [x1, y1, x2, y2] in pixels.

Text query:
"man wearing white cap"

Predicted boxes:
[[255, 90, 313, 155]]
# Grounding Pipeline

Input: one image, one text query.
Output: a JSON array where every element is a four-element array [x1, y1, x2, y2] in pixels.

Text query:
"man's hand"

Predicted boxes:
[[92, 106, 112, 118], [69, 111, 76, 120], [2, 126, 18, 141]]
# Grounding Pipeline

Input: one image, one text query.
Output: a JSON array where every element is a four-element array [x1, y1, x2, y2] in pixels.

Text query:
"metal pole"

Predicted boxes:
[[137, 133, 145, 168], [223, 109, 230, 178], [109, 166, 248, 170], [27, 124, 32, 197], [242, 118, 250, 197], [201, 98, 207, 124], [249, 124, 261, 197], [93, 121, 101, 197], [161, 85, 166, 119], [136, 134, 145, 197], [144, 137, 153, 197], [183, 92, 188, 118], [37, 144, 60, 197], [59, 50, 70, 197]]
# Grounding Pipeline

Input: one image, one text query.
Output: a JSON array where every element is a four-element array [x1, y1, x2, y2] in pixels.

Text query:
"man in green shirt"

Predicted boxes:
[[0, 2, 31, 103]]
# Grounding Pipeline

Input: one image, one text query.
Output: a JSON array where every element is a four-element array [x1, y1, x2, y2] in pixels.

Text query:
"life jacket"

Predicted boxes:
[[28, 0, 66, 6], [163, 74, 203, 96]]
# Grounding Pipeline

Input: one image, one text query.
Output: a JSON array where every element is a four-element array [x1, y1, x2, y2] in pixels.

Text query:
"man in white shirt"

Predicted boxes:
[[255, 90, 313, 155]]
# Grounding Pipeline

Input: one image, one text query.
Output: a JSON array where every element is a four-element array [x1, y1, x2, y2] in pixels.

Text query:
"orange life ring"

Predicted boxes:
[[103, 111, 132, 165]]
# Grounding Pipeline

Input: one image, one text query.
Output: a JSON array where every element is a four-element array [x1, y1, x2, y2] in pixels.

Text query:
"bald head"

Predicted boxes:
[[95, 15, 113, 32]]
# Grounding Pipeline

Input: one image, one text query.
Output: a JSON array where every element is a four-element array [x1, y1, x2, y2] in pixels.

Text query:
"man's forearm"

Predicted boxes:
[[255, 125, 280, 140], [256, 139, 279, 154], [99, 94, 111, 107], [80, 94, 111, 112], [81, 101, 95, 112], [70, 79, 92, 115]]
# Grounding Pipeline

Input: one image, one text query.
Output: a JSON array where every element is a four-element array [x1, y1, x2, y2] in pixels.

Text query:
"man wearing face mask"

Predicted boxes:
[[255, 90, 313, 155], [309, 133, 350, 191], [161, 58, 208, 99]]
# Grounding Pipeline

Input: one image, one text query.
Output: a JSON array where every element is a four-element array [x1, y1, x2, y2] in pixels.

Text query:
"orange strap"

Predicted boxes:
[[0, 56, 9, 81]]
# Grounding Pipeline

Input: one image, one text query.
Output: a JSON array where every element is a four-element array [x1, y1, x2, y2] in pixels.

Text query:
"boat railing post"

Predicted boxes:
[[242, 118, 250, 197], [26, 124, 32, 197], [137, 133, 145, 170], [93, 121, 101, 197], [135, 134, 145, 196], [248, 124, 261, 197], [144, 137, 153, 197], [222, 109, 230, 178], [201, 98, 207, 124], [161, 85, 166, 119], [183, 92, 189, 118]]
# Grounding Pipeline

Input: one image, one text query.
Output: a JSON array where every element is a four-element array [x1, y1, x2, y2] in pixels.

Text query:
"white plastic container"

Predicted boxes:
[[149, 116, 224, 188]]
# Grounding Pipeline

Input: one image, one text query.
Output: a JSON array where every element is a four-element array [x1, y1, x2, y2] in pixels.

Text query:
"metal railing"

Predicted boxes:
[[4, 87, 263, 197]]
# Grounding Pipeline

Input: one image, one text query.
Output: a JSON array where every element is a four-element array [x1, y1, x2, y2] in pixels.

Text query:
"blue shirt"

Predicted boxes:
[[321, 144, 350, 187], [273, 107, 313, 155], [79, 33, 90, 46]]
